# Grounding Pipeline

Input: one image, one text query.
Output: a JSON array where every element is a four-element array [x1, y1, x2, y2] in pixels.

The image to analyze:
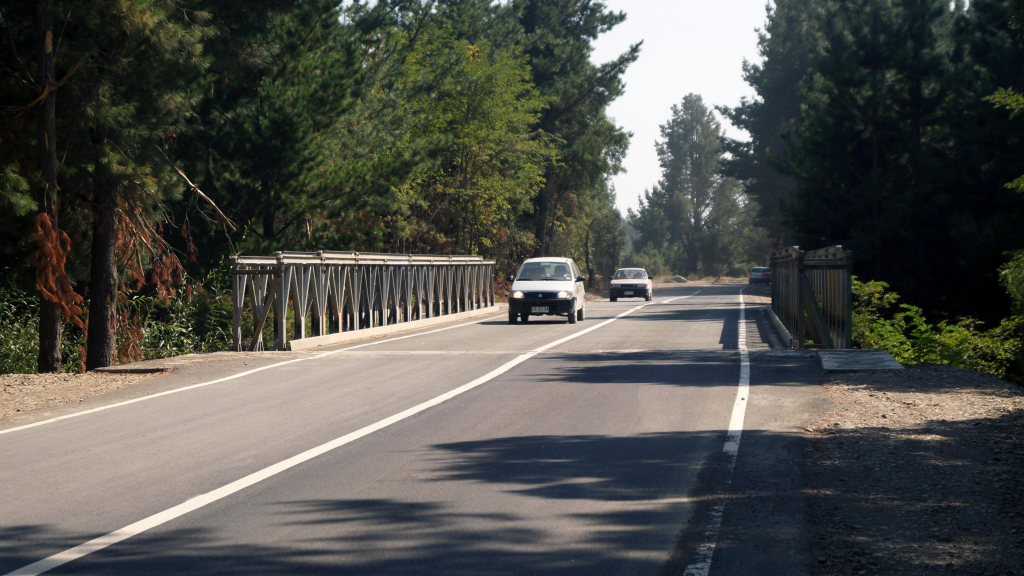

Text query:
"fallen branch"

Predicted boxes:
[[157, 146, 237, 233], [8, 59, 83, 120]]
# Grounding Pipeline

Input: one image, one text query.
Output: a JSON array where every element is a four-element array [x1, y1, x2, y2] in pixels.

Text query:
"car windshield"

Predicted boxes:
[[516, 262, 573, 281], [614, 269, 647, 279]]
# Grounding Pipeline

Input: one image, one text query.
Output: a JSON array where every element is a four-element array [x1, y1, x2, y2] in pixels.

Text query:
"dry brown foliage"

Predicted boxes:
[[25, 213, 84, 327]]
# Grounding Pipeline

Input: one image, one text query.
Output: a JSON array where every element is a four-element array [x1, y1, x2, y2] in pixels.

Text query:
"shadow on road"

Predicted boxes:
[[5, 402, 1018, 576]]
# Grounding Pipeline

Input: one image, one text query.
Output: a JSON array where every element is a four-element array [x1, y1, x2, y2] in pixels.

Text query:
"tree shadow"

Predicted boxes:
[[6, 407, 1018, 576], [523, 349, 812, 389]]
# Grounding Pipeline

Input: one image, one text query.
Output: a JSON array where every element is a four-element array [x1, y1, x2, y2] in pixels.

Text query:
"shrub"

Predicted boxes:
[[0, 277, 84, 374], [1001, 250, 1024, 314], [119, 269, 234, 362], [0, 268, 233, 374], [852, 278, 1023, 381], [0, 279, 40, 374]]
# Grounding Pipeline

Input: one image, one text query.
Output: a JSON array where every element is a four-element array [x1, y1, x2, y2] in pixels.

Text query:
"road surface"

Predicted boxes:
[[0, 283, 822, 575]]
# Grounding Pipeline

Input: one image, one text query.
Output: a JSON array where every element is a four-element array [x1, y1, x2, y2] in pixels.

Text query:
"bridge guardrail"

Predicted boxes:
[[770, 245, 852, 349], [230, 251, 496, 351]]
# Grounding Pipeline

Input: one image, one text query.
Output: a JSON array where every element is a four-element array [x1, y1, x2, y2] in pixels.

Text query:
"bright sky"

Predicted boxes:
[[590, 0, 770, 215]]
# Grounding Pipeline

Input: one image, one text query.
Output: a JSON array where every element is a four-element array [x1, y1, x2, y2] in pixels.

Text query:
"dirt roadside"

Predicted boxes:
[[1, 372, 161, 420], [807, 365, 1024, 575]]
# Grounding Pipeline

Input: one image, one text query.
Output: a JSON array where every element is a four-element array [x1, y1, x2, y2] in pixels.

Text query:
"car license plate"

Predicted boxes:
[[530, 306, 549, 314], [623, 291, 634, 295]]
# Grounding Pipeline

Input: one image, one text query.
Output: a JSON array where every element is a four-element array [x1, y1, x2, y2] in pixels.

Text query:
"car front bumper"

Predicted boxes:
[[508, 297, 576, 315], [610, 286, 649, 298]]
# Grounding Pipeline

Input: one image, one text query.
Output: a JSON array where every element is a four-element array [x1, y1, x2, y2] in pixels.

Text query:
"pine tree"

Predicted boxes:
[[719, 0, 824, 248], [53, 0, 213, 369], [790, 0, 1024, 320], [513, 0, 638, 258]]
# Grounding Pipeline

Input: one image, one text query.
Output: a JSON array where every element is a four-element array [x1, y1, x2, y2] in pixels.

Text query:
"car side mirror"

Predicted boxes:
[[648, 275, 654, 280], [506, 274, 515, 283], [576, 275, 585, 283]]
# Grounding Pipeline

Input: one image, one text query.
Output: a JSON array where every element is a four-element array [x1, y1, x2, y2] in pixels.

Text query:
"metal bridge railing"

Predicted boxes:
[[230, 251, 496, 351], [770, 245, 853, 349]]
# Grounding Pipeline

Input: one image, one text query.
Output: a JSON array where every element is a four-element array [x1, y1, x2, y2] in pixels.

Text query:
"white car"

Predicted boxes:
[[506, 257, 587, 324], [609, 268, 653, 301]]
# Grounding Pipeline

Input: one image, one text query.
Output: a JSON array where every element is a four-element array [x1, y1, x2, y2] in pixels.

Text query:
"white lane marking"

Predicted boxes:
[[0, 314, 502, 437], [5, 291, 710, 576], [683, 286, 748, 576]]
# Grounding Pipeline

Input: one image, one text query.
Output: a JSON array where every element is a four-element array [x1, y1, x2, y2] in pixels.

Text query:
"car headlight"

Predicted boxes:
[[512, 291, 524, 299], [557, 291, 571, 299]]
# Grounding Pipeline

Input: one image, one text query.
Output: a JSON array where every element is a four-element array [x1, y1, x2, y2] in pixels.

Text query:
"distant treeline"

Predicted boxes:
[[0, 0, 635, 371]]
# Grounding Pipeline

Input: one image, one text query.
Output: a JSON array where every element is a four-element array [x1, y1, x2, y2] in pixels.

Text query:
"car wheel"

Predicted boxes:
[[577, 306, 585, 321], [521, 313, 530, 323], [610, 295, 617, 302], [645, 292, 652, 301], [568, 306, 578, 324], [508, 309, 518, 324]]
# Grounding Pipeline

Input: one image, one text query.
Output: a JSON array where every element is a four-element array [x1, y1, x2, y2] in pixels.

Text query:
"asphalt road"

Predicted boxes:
[[0, 283, 822, 576]]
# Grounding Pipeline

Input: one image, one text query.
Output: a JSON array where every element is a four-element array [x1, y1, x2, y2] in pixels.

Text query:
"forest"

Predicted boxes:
[[1, 0, 645, 372], [2, 0, 1024, 376]]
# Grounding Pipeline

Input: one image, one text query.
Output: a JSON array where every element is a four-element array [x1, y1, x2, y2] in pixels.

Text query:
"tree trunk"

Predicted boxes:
[[87, 152, 119, 370], [262, 175, 277, 241], [36, 0, 61, 373], [686, 232, 699, 276], [532, 179, 556, 257], [584, 227, 595, 288], [262, 206, 276, 241]]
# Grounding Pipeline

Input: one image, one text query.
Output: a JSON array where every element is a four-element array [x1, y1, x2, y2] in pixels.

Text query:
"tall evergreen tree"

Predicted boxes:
[[57, 1, 212, 369], [789, 0, 1024, 320], [513, 0, 638, 258], [719, 0, 824, 248]]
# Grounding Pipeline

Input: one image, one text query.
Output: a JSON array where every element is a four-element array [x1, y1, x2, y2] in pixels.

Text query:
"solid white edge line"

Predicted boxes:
[[5, 290, 704, 576], [683, 286, 748, 576], [0, 314, 502, 437]]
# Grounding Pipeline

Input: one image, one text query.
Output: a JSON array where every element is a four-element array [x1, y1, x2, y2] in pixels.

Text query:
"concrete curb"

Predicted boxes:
[[287, 305, 506, 351], [817, 350, 904, 371], [766, 304, 794, 349], [93, 366, 173, 374]]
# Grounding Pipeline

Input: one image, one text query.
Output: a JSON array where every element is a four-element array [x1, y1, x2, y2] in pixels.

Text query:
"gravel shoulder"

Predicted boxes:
[[1, 372, 162, 420], [807, 364, 1024, 575]]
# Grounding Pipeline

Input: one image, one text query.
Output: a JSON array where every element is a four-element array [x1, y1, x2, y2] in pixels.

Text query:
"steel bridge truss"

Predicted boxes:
[[231, 252, 496, 351]]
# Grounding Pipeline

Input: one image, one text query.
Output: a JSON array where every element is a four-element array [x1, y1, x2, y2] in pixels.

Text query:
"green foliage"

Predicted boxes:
[[0, 0, 635, 369], [0, 270, 231, 374], [987, 88, 1024, 194], [852, 278, 1024, 381], [718, 0, 820, 247], [514, 0, 638, 258], [1000, 251, 1024, 314], [624, 245, 668, 278], [0, 277, 83, 374], [0, 164, 35, 216], [120, 270, 234, 360], [0, 278, 41, 374], [734, 0, 1024, 323], [396, 35, 555, 257]]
